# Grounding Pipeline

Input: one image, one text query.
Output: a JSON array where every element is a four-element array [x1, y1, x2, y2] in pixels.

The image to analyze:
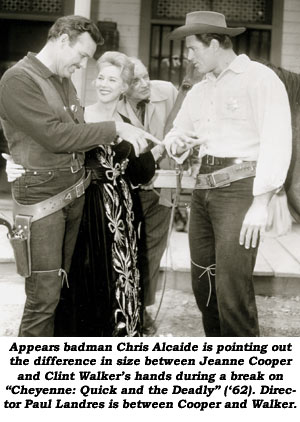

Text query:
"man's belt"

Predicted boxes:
[[13, 170, 91, 222], [9, 170, 90, 278], [195, 161, 256, 189], [202, 154, 246, 166]]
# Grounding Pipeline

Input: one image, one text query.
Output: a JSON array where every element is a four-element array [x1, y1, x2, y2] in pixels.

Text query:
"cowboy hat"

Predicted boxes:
[[168, 11, 246, 40]]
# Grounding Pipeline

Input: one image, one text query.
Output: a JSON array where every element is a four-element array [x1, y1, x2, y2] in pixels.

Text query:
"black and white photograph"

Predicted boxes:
[[0, 0, 299, 420]]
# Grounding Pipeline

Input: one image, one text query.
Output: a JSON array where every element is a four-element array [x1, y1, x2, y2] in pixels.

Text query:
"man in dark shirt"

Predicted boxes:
[[0, 15, 147, 337]]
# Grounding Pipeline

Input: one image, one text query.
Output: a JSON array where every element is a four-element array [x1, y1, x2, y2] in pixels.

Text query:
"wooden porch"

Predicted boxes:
[[160, 223, 300, 297]]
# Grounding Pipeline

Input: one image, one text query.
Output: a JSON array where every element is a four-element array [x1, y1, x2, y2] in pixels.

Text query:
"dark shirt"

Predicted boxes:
[[0, 53, 116, 155]]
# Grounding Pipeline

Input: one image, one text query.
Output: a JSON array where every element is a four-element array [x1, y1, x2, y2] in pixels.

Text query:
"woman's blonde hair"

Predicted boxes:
[[96, 51, 134, 85]]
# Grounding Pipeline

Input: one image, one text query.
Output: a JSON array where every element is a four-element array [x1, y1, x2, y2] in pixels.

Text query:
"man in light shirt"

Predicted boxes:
[[165, 11, 292, 336]]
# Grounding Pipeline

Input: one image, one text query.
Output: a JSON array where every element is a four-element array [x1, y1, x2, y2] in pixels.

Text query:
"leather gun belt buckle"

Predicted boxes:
[[206, 172, 230, 188], [195, 161, 256, 190]]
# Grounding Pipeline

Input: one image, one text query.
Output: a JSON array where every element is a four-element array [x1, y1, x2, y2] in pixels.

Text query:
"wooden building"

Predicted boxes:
[[1, 0, 299, 104]]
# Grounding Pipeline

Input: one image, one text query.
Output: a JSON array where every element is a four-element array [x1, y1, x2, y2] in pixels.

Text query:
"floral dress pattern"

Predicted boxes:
[[96, 145, 141, 336], [55, 141, 155, 337]]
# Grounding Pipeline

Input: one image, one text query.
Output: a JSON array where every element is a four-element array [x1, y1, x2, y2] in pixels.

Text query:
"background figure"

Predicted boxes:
[[165, 11, 292, 337], [0, 15, 153, 337], [118, 58, 178, 332], [55, 51, 164, 337]]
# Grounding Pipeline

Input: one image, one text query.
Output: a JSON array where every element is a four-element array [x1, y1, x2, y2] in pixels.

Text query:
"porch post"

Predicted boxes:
[[74, 0, 91, 17], [71, 0, 92, 104]]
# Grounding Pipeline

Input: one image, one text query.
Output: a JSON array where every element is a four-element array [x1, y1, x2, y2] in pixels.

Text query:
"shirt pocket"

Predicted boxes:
[[220, 94, 247, 121]]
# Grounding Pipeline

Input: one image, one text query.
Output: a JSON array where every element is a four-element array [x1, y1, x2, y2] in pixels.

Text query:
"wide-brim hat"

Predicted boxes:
[[168, 11, 246, 40]]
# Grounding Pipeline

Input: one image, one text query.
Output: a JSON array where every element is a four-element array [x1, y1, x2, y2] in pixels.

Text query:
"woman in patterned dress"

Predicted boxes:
[[55, 52, 164, 337]]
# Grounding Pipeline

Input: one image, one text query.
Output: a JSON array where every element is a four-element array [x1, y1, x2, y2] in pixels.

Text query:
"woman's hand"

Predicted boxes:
[[2, 153, 25, 182]]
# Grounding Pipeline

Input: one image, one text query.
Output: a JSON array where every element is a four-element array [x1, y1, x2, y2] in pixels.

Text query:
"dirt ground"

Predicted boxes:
[[1, 289, 300, 337], [147, 289, 300, 337]]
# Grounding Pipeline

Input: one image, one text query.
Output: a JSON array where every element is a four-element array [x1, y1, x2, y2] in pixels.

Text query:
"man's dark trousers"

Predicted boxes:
[[189, 165, 260, 337], [13, 168, 85, 337], [138, 190, 171, 306]]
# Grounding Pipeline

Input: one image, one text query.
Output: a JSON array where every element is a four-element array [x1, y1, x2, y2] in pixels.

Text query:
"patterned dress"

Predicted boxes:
[[55, 141, 155, 336]]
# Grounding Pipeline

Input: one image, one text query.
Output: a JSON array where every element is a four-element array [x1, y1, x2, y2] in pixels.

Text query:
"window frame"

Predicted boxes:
[[139, 0, 284, 68]]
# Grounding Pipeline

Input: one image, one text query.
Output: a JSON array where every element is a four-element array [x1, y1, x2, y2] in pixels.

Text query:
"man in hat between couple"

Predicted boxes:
[[164, 11, 292, 336]]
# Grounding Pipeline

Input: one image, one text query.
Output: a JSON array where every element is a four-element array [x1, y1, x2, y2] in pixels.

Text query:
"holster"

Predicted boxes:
[[9, 170, 91, 278], [9, 215, 32, 278]]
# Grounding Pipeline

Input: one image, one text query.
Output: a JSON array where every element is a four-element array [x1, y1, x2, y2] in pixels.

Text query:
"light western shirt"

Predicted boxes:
[[165, 54, 292, 196]]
